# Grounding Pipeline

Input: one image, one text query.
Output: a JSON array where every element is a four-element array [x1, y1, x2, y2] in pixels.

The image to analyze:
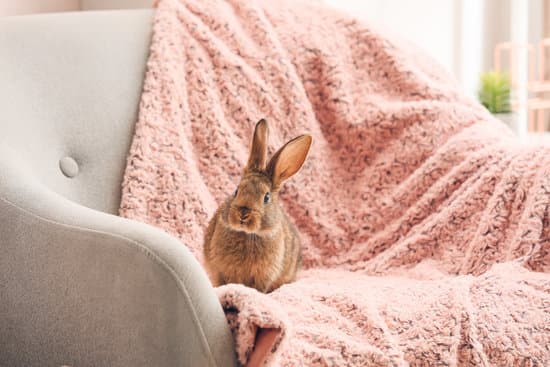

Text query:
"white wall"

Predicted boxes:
[[0, 0, 79, 16], [0, 0, 152, 15]]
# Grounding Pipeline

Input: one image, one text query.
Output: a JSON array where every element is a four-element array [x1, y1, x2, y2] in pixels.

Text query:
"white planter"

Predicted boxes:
[[494, 113, 518, 134]]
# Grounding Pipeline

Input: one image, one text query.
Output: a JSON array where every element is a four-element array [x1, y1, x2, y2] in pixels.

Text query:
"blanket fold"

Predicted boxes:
[[120, 0, 550, 365]]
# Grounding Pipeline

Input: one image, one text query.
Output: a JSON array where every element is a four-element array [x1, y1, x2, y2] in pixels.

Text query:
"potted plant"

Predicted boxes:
[[478, 71, 516, 130]]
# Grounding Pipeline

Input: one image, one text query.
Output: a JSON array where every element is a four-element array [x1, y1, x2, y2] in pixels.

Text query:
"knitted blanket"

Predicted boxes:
[[120, 0, 550, 365]]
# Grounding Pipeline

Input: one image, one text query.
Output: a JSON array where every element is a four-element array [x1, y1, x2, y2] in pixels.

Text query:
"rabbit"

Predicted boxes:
[[203, 118, 312, 293]]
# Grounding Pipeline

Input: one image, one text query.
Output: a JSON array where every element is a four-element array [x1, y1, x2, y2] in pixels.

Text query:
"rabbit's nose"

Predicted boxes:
[[238, 206, 251, 218]]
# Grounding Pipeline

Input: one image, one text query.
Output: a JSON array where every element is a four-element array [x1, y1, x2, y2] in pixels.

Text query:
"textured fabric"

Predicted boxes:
[[119, 0, 550, 366], [0, 10, 152, 214]]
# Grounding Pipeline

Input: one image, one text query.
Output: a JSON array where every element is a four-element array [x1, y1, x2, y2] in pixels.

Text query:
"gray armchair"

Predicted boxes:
[[0, 10, 236, 367]]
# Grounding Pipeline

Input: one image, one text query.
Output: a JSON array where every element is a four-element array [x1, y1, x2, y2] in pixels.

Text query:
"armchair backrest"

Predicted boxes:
[[0, 9, 153, 214]]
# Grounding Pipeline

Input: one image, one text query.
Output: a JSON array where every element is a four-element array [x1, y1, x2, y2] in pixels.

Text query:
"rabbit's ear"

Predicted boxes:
[[246, 119, 269, 172], [267, 134, 312, 189]]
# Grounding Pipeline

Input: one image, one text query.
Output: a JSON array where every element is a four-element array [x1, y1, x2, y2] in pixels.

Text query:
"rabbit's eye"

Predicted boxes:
[[234, 188, 238, 197], [264, 192, 270, 204]]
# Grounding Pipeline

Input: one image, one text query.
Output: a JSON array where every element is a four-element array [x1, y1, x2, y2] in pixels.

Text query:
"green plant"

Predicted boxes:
[[478, 71, 511, 114]]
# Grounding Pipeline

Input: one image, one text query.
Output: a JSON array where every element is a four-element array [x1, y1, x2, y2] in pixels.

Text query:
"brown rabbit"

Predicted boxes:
[[203, 119, 312, 293]]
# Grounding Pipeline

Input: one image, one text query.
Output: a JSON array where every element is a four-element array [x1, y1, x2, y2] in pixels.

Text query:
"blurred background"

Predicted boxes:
[[1, 0, 548, 138]]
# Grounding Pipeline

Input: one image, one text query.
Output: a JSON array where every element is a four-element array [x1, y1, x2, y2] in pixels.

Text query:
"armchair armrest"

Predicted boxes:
[[0, 147, 237, 367]]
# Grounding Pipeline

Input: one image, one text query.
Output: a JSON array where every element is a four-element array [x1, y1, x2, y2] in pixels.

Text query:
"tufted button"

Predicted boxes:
[[59, 156, 79, 178]]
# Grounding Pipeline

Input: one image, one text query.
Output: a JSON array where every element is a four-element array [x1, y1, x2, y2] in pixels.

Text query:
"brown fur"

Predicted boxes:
[[203, 119, 311, 293]]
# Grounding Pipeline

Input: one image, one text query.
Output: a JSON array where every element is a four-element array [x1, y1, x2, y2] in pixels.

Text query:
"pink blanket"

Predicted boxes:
[[120, 0, 550, 365]]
